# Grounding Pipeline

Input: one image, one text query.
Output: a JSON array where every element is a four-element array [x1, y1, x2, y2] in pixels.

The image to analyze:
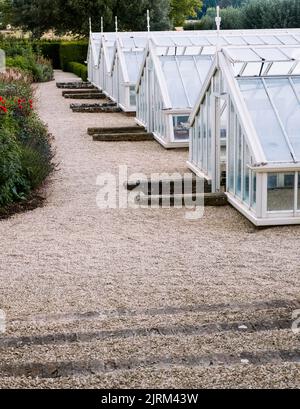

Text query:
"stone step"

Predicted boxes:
[[64, 92, 105, 99], [93, 132, 153, 142], [135, 192, 227, 207], [56, 81, 95, 89], [0, 299, 298, 386], [62, 89, 101, 96], [126, 176, 212, 195], [70, 103, 120, 113], [88, 126, 146, 135]]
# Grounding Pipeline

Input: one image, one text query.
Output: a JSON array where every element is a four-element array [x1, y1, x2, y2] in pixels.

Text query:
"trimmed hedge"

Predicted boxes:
[[67, 62, 88, 81], [59, 41, 88, 71], [34, 41, 61, 69]]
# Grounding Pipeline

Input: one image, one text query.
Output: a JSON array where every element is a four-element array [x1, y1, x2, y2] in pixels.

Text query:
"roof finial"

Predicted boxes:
[[101, 17, 104, 33], [115, 16, 118, 33], [89, 17, 92, 33], [147, 9, 151, 33], [215, 6, 222, 51]]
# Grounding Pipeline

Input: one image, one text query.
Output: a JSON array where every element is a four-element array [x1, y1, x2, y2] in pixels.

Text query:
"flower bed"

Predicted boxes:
[[0, 69, 54, 210]]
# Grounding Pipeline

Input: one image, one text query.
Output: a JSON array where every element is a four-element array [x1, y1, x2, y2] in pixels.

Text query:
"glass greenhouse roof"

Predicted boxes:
[[119, 37, 148, 49], [238, 77, 300, 163], [124, 51, 144, 83], [160, 55, 213, 109], [224, 46, 300, 77]]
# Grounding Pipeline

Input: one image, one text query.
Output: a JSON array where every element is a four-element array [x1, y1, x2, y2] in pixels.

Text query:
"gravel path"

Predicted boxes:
[[0, 71, 299, 388]]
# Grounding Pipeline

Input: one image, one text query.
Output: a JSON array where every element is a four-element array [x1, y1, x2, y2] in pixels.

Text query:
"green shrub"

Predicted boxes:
[[67, 62, 88, 81], [59, 41, 88, 71], [0, 71, 54, 208], [0, 125, 29, 206], [34, 41, 61, 69], [6, 55, 53, 82]]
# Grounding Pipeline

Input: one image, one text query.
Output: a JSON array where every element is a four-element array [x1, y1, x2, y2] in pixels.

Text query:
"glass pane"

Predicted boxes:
[[244, 36, 265, 45], [134, 38, 148, 48], [238, 79, 293, 162], [191, 37, 211, 46], [130, 85, 136, 106], [220, 103, 227, 163], [267, 173, 295, 211], [226, 48, 259, 62], [242, 62, 265, 76], [226, 36, 247, 45], [160, 56, 188, 108], [267, 61, 296, 75], [172, 116, 190, 141], [255, 48, 288, 61], [298, 173, 300, 210], [173, 37, 192, 46], [228, 101, 235, 193], [194, 56, 213, 84], [252, 172, 257, 209], [279, 35, 299, 45], [236, 123, 242, 198], [124, 52, 144, 83], [261, 35, 282, 45], [243, 140, 251, 204], [207, 36, 228, 46], [265, 78, 300, 160], [202, 97, 207, 171]]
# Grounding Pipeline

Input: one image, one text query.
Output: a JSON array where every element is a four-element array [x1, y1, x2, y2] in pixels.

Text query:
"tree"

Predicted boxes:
[[9, 0, 171, 36], [170, 0, 203, 26], [109, 0, 170, 32], [0, 0, 12, 28], [242, 0, 300, 29], [10, 0, 60, 36]]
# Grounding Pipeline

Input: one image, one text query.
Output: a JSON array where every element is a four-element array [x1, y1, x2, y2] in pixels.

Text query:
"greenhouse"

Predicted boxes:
[[136, 42, 213, 148], [189, 44, 300, 226], [95, 37, 116, 98], [88, 28, 300, 112], [110, 37, 147, 112], [87, 32, 102, 86]]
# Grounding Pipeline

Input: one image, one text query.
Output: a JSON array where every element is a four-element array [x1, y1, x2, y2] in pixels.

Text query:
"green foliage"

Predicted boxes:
[[187, 0, 300, 30], [242, 0, 300, 29], [9, 0, 172, 36], [67, 62, 88, 81], [59, 41, 88, 71], [0, 37, 54, 81], [33, 41, 61, 69], [0, 71, 54, 208], [0, 0, 12, 28], [109, 0, 171, 32], [6, 54, 53, 82], [0, 124, 29, 206], [184, 6, 243, 29], [170, 0, 202, 26]]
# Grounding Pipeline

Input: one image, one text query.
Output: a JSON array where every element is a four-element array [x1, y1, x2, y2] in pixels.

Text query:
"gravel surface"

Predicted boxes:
[[0, 71, 299, 389]]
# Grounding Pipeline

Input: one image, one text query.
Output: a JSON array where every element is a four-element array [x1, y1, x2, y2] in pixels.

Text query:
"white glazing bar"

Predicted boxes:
[[288, 61, 298, 75], [262, 62, 273, 76], [238, 62, 247, 76], [262, 77, 297, 162], [192, 56, 203, 83], [289, 77, 300, 104], [271, 35, 284, 45]]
